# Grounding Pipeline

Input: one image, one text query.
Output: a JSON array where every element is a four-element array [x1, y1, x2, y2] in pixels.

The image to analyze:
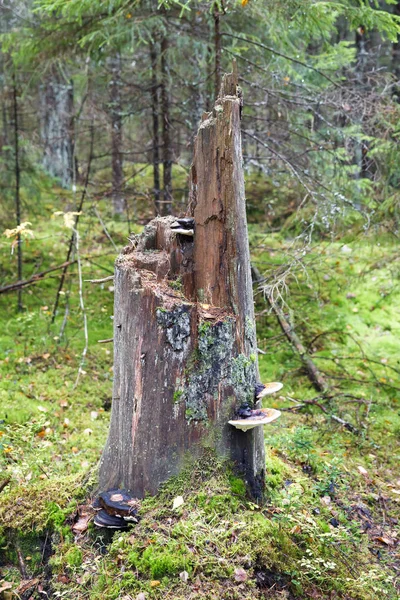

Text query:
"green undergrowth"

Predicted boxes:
[[37, 455, 397, 600]]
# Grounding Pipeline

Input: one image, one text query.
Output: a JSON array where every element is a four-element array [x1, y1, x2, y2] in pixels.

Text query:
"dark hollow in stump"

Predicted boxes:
[[99, 66, 265, 500]]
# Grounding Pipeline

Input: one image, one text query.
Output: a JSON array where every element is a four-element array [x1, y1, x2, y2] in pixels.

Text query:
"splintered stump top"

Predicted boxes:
[[99, 67, 266, 500]]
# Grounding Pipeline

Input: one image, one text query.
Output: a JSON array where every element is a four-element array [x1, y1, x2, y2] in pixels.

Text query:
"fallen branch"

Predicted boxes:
[[98, 338, 114, 344], [0, 261, 75, 295], [252, 265, 328, 393], [285, 396, 358, 433], [16, 544, 28, 580], [85, 275, 114, 284]]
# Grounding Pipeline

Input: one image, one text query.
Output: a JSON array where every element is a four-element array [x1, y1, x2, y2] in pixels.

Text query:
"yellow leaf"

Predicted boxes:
[[241, 0, 249, 5], [3, 222, 33, 239], [53, 211, 81, 229]]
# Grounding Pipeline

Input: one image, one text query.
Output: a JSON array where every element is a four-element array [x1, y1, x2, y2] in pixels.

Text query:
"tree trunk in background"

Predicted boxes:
[[40, 66, 74, 189], [160, 34, 172, 216], [99, 66, 266, 501], [1, 99, 9, 153], [393, 2, 400, 102], [12, 72, 22, 312], [0, 54, 9, 155], [214, 3, 221, 100], [354, 26, 370, 197], [150, 41, 161, 215], [109, 53, 125, 216]]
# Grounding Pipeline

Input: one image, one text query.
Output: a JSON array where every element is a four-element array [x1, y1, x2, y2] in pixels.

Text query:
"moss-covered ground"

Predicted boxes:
[[0, 173, 399, 599]]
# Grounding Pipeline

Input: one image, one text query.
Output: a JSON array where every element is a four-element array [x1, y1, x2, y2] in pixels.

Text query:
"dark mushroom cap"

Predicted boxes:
[[99, 489, 140, 518], [94, 509, 129, 529], [177, 217, 195, 228], [171, 217, 195, 230], [254, 383, 265, 399], [236, 403, 253, 419]]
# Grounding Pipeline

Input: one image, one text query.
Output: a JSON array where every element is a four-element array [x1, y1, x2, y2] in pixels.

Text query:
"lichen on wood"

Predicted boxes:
[[184, 318, 235, 422], [156, 307, 191, 352]]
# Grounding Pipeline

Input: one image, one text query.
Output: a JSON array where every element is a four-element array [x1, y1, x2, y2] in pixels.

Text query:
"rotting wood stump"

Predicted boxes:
[[99, 66, 266, 500]]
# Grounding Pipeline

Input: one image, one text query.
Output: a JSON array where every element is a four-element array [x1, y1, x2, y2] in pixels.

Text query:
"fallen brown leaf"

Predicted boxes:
[[375, 535, 395, 546], [0, 582, 12, 594], [234, 567, 248, 582], [16, 578, 39, 595], [72, 513, 92, 534]]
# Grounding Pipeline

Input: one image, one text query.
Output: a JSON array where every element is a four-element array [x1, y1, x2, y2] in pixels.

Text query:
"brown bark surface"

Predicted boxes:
[[99, 66, 265, 500]]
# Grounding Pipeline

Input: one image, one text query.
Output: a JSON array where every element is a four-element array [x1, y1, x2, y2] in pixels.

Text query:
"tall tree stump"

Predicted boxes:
[[99, 66, 265, 500]]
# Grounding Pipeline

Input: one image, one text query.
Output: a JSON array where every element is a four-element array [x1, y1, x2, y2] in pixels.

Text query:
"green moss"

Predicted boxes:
[[65, 546, 83, 568], [229, 474, 247, 496], [128, 540, 193, 579], [0, 474, 91, 532]]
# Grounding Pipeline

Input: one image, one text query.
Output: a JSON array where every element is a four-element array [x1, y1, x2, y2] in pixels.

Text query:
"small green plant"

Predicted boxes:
[[198, 321, 211, 335], [169, 277, 182, 292], [173, 389, 183, 403]]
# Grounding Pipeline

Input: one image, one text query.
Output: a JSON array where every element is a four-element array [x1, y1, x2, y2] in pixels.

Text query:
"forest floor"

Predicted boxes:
[[0, 181, 399, 599]]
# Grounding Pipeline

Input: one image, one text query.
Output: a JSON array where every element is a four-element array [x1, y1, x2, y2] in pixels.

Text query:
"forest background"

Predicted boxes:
[[0, 1, 400, 599]]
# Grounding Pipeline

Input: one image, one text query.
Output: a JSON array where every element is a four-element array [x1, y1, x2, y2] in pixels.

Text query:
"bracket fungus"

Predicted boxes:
[[229, 407, 281, 432], [229, 381, 283, 432], [170, 217, 195, 237], [94, 489, 140, 530], [255, 381, 283, 399], [94, 509, 130, 529]]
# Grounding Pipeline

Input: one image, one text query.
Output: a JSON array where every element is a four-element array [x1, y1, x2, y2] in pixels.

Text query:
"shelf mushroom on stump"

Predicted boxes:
[[94, 489, 140, 531], [99, 63, 273, 501], [228, 381, 283, 432]]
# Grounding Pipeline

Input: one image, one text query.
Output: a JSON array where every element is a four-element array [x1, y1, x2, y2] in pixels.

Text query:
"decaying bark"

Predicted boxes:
[[99, 65, 265, 500]]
